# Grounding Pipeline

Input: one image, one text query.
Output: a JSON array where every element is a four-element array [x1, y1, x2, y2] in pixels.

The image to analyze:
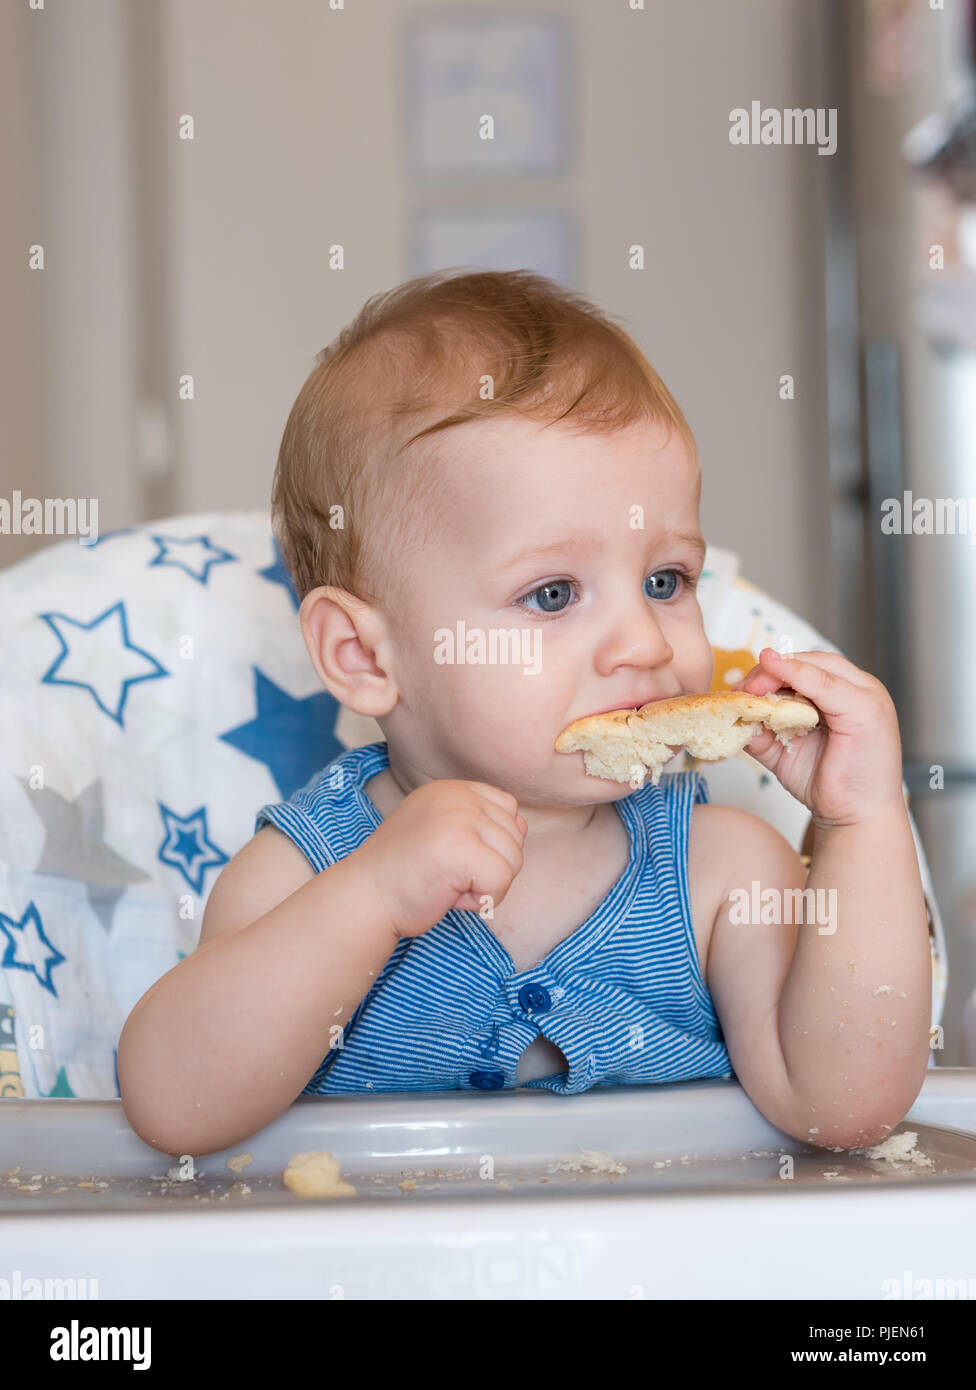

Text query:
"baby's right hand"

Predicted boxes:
[[353, 780, 528, 938]]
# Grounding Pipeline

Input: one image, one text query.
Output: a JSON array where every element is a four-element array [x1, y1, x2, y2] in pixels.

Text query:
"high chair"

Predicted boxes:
[[0, 510, 951, 1099]]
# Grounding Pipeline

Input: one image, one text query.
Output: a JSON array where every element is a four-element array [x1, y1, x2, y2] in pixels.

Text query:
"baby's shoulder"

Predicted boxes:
[[689, 800, 787, 859], [686, 803, 803, 976], [688, 801, 809, 903], [687, 803, 747, 897]]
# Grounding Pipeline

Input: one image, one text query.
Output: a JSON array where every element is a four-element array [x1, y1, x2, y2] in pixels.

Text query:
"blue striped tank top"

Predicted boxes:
[[254, 741, 733, 1094]]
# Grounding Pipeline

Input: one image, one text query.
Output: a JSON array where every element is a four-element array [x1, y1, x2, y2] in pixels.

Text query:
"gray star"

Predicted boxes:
[[21, 778, 149, 931]]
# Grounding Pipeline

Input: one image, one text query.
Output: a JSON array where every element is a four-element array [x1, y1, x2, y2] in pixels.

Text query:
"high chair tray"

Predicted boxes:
[[2, 1068, 976, 1299]]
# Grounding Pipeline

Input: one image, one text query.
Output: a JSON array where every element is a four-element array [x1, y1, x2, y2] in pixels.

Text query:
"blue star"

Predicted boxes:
[[157, 804, 229, 894], [148, 533, 237, 585], [219, 667, 342, 799], [39, 600, 169, 727], [259, 537, 300, 610], [0, 902, 67, 997]]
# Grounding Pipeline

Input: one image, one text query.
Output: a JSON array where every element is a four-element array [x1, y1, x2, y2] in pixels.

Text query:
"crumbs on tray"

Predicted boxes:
[[858, 1131, 934, 1168], [547, 1148, 628, 1176]]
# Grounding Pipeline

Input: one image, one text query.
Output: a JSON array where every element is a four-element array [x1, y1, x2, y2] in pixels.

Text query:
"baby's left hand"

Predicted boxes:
[[729, 648, 906, 829]]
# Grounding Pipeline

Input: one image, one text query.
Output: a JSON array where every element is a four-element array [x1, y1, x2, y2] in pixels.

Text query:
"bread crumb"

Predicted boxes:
[[549, 1148, 628, 1176], [858, 1131, 933, 1167], [282, 1150, 357, 1198], [226, 1153, 253, 1175], [398, 1178, 416, 1191]]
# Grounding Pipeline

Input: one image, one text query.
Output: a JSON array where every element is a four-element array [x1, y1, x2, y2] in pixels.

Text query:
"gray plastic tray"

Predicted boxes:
[[2, 1068, 975, 1298]]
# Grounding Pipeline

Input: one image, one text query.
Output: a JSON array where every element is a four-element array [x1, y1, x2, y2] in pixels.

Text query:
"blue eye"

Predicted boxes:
[[645, 569, 681, 600], [515, 569, 693, 616], [517, 579, 575, 614]]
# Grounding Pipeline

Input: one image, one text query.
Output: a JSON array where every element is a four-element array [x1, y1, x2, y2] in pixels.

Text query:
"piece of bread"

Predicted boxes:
[[554, 689, 820, 785], [282, 1150, 357, 1198]]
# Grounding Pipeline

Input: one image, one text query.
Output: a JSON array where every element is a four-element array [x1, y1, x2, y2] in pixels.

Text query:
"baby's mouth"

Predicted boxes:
[[579, 693, 680, 720]]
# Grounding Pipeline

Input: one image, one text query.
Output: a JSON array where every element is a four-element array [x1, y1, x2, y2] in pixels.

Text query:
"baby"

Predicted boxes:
[[117, 268, 933, 1157]]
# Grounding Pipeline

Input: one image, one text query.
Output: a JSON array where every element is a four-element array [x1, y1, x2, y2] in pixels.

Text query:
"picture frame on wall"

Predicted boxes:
[[400, 8, 573, 176]]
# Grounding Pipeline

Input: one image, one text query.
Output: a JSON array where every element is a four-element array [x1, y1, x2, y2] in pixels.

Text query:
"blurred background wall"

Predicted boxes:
[[3, 0, 835, 631]]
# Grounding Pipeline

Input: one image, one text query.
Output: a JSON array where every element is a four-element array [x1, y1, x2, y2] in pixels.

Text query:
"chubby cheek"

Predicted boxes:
[[692, 641, 715, 693], [669, 623, 714, 694], [435, 651, 568, 748]]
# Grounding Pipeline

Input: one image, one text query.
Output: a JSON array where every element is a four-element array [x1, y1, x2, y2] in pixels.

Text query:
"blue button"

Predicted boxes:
[[469, 1070, 505, 1089], [518, 983, 552, 1012]]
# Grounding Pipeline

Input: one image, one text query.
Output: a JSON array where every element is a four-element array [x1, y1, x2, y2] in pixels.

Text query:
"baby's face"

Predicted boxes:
[[380, 414, 714, 808]]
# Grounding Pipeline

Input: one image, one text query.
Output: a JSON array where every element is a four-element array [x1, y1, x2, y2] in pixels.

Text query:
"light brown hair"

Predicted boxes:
[[272, 268, 697, 608]]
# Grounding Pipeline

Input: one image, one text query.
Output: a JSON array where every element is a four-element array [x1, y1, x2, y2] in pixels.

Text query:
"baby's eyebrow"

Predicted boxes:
[[485, 530, 706, 578]]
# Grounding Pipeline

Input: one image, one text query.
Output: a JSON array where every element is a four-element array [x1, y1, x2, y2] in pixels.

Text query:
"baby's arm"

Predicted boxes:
[[703, 804, 931, 1151], [118, 777, 526, 1157], [778, 803, 931, 1144], [117, 826, 400, 1156]]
